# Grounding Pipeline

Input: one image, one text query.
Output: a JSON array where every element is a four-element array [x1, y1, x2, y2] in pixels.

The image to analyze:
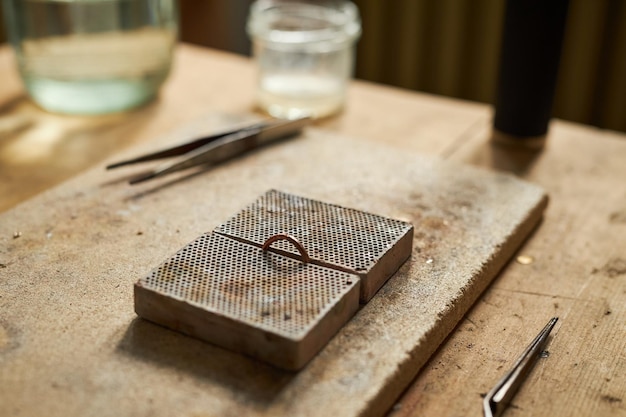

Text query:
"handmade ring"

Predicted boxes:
[[262, 233, 310, 264]]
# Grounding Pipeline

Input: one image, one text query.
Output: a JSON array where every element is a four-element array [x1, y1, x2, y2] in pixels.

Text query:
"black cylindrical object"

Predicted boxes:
[[493, 0, 570, 143]]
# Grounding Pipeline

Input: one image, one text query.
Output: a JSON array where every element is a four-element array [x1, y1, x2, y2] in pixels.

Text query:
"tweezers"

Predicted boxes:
[[106, 116, 310, 184], [483, 317, 558, 417]]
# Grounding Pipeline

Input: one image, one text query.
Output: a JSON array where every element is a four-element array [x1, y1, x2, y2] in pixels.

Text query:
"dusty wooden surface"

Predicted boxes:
[[0, 119, 547, 416], [394, 121, 626, 417], [1, 44, 625, 416]]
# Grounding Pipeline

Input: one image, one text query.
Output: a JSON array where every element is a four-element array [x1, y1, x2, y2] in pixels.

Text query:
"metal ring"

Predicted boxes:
[[262, 233, 310, 264]]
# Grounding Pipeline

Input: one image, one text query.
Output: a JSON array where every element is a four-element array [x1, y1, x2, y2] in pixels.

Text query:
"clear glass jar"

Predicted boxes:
[[2, 0, 178, 115], [247, 0, 361, 119]]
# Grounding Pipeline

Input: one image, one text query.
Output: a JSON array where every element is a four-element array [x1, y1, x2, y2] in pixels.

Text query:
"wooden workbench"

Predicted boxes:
[[1, 44, 624, 417]]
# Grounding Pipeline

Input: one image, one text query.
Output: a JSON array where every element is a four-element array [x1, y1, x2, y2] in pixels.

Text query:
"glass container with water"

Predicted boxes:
[[2, 0, 178, 115], [247, 0, 361, 119]]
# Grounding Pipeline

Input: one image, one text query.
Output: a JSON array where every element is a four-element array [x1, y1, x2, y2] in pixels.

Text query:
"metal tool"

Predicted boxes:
[[483, 317, 559, 417], [106, 116, 310, 184]]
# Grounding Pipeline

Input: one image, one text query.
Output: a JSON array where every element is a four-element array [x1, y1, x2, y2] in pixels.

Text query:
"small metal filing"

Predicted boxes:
[[107, 117, 310, 184], [134, 190, 413, 370], [483, 317, 559, 417]]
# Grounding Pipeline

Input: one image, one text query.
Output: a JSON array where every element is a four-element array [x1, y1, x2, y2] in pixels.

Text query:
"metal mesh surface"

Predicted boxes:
[[215, 189, 413, 273], [139, 233, 358, 338]]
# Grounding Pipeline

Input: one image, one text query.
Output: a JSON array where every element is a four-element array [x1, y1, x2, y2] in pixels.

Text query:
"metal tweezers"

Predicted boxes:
[[106, 116, 310, 184], [483, 317, 559, 417]]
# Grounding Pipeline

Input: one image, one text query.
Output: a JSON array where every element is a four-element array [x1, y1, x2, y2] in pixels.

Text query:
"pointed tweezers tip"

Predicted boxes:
[[482, 317, 559, 417], [128, 172, 157, 185]]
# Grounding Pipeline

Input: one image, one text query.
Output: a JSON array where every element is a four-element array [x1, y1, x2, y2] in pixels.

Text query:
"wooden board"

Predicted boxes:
[[0, 119, 547, 417], [389, 120, 626, 417]]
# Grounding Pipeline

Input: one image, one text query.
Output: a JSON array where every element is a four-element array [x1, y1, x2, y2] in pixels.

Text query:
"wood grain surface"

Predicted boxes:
[[1, 44, 624, 417], [0, 120, 547, 417]]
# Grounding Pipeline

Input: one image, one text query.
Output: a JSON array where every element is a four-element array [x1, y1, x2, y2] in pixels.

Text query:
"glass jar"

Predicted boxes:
[[247, 0, 361, 119], [2, 0, 178, 115]]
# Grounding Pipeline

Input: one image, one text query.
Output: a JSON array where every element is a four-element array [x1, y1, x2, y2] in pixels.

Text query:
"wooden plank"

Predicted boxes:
[[390, 120, 626, 417], [0, 123, 545, 417], [2, 42, 623, 417]]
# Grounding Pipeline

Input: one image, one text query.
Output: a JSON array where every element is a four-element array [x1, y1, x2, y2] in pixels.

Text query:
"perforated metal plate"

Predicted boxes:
[[135, 190, 412, 369], [215, 189, 414, 301], [135, 233, 360, 370]]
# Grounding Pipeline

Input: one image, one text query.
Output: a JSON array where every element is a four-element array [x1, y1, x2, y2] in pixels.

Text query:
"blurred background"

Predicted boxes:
[[1, 0, 625, 133]]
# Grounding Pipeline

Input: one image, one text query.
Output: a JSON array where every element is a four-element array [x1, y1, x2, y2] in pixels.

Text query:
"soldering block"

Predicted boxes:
[[134, 190, 413, 370], [215, 189, 414, 302]]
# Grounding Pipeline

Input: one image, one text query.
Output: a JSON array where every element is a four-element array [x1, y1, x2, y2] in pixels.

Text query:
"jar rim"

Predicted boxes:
[[247, 0, 361, 45]]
